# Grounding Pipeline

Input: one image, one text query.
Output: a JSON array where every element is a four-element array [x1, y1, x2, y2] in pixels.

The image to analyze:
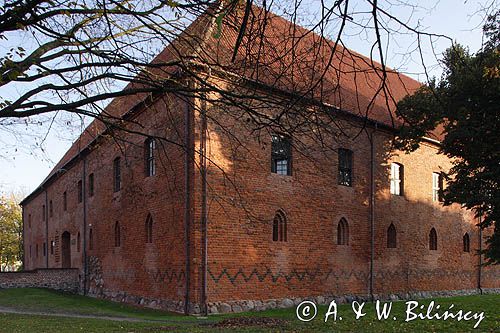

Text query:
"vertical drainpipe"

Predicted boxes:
[[478, 216, 482, 294], [368, 126, 376, 302], [21, 206, 25, 270], [82, 157, 88, 295], [200, 94, 208, 316], [45, 188, 49, 268], [184, 86, 193, 315]]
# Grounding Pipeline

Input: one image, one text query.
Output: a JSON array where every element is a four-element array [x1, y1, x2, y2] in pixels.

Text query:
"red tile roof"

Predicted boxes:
[[23, 4, 424, 204]]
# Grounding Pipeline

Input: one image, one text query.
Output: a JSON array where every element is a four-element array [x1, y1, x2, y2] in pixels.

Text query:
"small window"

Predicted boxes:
[[145, 138, 156, 177], [50, 241, 54, 255], [145, 214, 153, 243], [49, 200, 53, 217], [42, 205, 46, 221], [77, 232, 81, 252], [387, 223, 397, 248], [89, 228, 94, 250], [28, 214, 32, 228], [43, 242, 46, 256], [88, 173, 94, 197], [271, 134, 292, 176], [429, 228, 438, 250], [432, 172, 443, 202], [78, 180, 83, 203], [390, 163, 404, 195], [63, 191, 67, 211], [113, 157, 121, 192], [338, 148, 353, 186], [463, 233, 470, 252], [272, 210, 287, 242], [337, 218, 349, 245], [114, 222, 121, 247]]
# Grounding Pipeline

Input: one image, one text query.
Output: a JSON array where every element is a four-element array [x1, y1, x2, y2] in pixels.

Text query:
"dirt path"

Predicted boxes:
[[0, 306, 206, 325]]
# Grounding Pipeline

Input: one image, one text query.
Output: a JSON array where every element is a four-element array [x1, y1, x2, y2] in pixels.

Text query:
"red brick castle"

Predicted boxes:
[[21, 6, 500, 314]]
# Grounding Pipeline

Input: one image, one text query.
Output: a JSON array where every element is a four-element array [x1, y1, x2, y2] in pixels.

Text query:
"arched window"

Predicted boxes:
[[89, 228, 93, 250], [463, 233, 470, 252], [387, 223, 397, 248], [337, 218, 349, 245], [145, 214, 153, 243], [144, 138, 156, 177], [429, 228, 437, 250], [114, 222, 121, 247], [272, 211, 287, 242], [77, 232, 81, 252]]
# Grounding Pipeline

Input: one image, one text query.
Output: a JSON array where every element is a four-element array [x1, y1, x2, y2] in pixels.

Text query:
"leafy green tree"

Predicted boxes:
[[0, 195, 23, 271], [396, 11, 500, 264]]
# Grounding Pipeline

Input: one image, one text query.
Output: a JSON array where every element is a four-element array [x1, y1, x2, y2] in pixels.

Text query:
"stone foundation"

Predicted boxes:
[[0, 268, 80, 293]]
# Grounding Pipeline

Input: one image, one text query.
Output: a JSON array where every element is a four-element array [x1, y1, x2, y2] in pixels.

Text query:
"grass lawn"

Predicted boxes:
[[0, 288, 498, 332]]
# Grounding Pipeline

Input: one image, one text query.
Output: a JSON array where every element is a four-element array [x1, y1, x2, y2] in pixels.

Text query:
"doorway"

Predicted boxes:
[[61, 231, 71, 268]]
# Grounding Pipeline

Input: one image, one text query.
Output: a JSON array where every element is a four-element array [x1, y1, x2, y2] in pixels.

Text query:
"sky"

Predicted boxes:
[[0, 0, 496, 198]]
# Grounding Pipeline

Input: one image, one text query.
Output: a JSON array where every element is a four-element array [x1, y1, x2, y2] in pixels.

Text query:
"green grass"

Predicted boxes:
[[0, 288, 498, 332]]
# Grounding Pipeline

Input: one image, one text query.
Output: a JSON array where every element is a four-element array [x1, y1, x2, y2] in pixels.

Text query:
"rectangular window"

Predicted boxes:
[[28, 214, 31, 228], [49, 200, 53, 217], [432, 172, 443, 202], [271, 134, 292, 176], [338, 148, 353, 186], [390, 163, 403, 195], [43, 242, 46, 256], [63, 191, 67, 211], [78, 180, 83, 203], [88, 173, 94, 197], [50, 240, 54, 255], [113, 157, 121, 192]]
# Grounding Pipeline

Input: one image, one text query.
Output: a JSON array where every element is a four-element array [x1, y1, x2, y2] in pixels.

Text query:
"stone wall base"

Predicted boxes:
[[0, 269, 80, 293]]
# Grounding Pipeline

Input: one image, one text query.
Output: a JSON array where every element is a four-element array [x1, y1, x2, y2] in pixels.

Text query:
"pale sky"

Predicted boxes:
[[0, 0, 496, 197]]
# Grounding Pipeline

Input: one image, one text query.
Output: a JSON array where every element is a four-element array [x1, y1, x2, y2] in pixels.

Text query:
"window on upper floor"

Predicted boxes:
[[28, 214, 31, 228], [338, 148, 353, 186], [145, 214, 153, 243], [63, 191, 67, 211], [432, 172, 443, 202], [387, 223, 397, 248], [113, 157, 121, 192], [49, 200, 53, 217], [77, 232, 81, 252], [88, 173, 94, 197], [337, 218, 349, 245], [271, 134, 292, 176], [429, 227, 438, 250], [463, 233, 470, 253], [272, 210, 287, 242], [390, 163, 404, 196], [78, 179, 83, 203], [145, 138, 156, 177]]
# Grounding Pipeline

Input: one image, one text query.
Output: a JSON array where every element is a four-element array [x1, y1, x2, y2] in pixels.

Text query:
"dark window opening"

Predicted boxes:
[[28, 214, 32, 228], [387, 223, 397, 248], [337, 218, 349, 245], [463, 233, 470, 252], [145, 138, 156, 177], [338, 148, 353, 186], [50, 241, 54, 255], [89, 228, 94, 250], [113, 157, 121, 192], [145, 214, 153, 243], [49, 200, 53, 217], [78, 180, 83, 203], [272, 211, 287, 242], [43, 242, 46, 256], [88, 173, 94, 197], [429, 228, 438, 250], [63, 191, 67, 211], [77, 232, 81, 252], [114, 222, 121, 247], [271, 134, 292, 176]]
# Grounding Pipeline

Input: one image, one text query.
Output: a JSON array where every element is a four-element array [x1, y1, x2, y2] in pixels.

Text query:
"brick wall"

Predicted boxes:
[[0, 269, 80, 293]]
